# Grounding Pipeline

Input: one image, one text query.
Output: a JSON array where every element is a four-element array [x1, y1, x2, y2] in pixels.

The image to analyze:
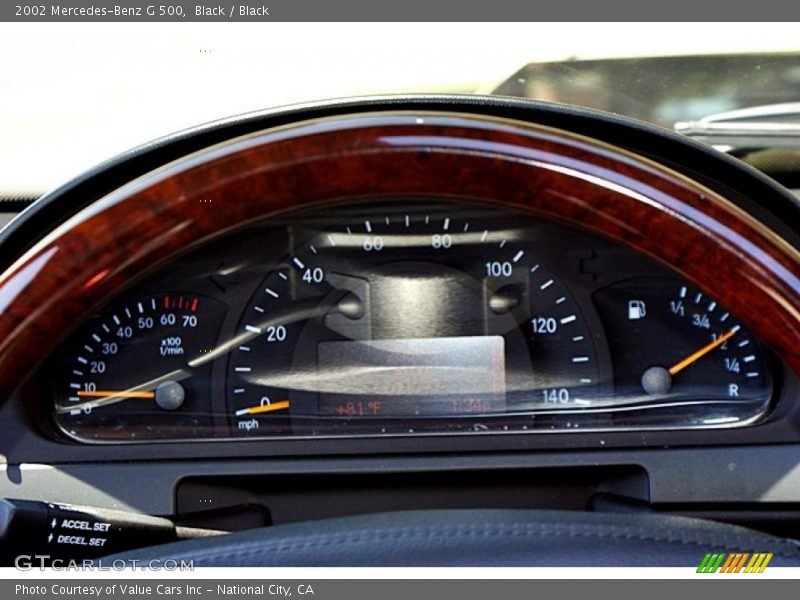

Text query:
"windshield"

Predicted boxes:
[[2, 22, 799, 193]]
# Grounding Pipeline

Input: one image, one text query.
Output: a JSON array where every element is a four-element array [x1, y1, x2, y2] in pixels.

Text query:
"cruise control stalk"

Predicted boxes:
[[0, 498, 221, 565]]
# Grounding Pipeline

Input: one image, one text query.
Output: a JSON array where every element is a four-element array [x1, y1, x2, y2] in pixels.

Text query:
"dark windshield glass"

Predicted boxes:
[[493, 53, 800, 127]]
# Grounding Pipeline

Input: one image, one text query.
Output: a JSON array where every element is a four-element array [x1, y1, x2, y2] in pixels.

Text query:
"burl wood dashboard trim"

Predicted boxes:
[[2, 112, 800, 401]]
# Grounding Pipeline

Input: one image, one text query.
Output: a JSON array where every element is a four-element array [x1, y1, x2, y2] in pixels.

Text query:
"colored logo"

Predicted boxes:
[[697, 552, 773, 573]]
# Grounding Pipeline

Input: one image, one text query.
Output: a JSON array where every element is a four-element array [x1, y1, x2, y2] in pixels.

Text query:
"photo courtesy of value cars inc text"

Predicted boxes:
[[15, 585, 314, 597]]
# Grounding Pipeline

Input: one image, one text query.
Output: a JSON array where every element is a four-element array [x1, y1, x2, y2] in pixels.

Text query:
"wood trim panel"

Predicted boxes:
[[2, 112, 800, 401]]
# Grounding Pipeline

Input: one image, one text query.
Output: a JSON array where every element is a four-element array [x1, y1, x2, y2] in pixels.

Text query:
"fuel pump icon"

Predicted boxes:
[[628, 300, 647, 320]]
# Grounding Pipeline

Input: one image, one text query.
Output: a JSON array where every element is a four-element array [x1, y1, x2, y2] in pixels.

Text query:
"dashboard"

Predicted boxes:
[[50, 200, 774, 442], [3, 96, 800, 558]]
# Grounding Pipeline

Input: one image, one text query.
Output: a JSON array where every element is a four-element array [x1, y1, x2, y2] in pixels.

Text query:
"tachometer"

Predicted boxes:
[[54, 294, 227, 441], [227, 207, 605, 436]]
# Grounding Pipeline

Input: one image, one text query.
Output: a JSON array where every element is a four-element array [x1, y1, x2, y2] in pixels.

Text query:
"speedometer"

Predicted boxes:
[[227, 206, 605, 436]]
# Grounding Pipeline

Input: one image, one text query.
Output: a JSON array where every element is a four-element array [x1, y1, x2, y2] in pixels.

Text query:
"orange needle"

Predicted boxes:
[[77, 390, 155, 399], [668, 327, 739, 376], [236, 400, 290, 416]]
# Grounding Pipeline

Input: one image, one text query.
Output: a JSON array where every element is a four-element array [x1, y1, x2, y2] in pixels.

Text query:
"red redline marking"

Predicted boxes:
[[163, 295, 169, 309], [191, 298, 199, 312], [178, 296, 184, 309]]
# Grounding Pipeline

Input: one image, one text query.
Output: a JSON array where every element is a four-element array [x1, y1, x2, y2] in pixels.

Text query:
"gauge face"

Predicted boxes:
[[227, 208, 604, 436], [593, 280, 772, 425], [54, 294, 227, 440]]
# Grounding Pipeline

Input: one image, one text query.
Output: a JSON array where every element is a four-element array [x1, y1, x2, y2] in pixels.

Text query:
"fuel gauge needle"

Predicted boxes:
[[235, 400, 290, 416], [668, 325, 740, 376]]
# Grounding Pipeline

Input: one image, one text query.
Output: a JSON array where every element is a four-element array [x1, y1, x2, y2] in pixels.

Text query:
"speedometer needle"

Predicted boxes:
[[77, 390, 155, 399], [668, 326, 740, 376], [235, 400, 290, 416]]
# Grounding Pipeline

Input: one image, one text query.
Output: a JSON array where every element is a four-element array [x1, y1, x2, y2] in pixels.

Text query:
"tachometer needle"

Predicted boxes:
[[668, 326, 740, 376], [76, 390, 155, 399], [235, 400, 290, 416]]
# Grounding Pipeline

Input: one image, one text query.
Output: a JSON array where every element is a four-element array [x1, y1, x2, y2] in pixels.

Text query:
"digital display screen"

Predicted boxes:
[[316, 336, 506, 417]]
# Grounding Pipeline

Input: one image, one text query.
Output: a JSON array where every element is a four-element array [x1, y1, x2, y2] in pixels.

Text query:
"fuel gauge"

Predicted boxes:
[[593, 279, 773, 425]]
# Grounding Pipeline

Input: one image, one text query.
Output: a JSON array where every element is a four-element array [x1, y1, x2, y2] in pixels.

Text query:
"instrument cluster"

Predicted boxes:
[[51, 200, 774, 442]]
